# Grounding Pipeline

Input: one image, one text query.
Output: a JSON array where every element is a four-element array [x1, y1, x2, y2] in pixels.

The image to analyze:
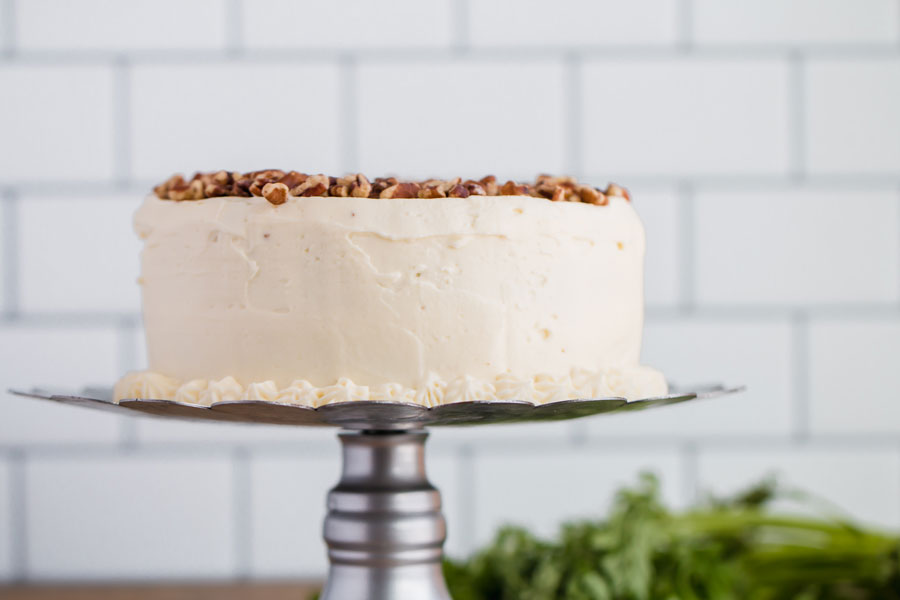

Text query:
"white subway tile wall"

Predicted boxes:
[[0, 460, 12, 579], [17, 0, 228, 51], [0, 65, 115, 183], [0, 0, 899, 583], [809, 318, 900, 435], [24, 454, 236, 580], [468, 0, 680, 48], [357, 60, 566, 179], [692, 0, 900, 46], [695, 188, 900, 306], [805, 59, 900, 175], [243, 0, 454, 49], [19, 196, 143, 313], [698, 445, 900, 528], [0, 326, 122, 445], [582, 59, 792, 177], [130, 62, 343, 180], [472, 449, 684, 546]]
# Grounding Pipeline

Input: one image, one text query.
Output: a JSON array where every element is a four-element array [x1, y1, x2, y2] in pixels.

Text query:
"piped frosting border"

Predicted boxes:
[[114, 367, 668, 408]]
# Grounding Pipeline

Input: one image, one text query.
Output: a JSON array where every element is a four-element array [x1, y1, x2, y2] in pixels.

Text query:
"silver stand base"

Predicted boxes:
[[321, 430, 452, 600]]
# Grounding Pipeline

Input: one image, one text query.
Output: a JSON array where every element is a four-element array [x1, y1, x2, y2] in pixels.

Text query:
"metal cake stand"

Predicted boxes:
[[12, 384, 741, 600]]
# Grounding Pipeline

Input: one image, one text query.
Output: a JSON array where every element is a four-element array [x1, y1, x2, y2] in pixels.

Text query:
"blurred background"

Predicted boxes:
[[1, 0, 899, 591]]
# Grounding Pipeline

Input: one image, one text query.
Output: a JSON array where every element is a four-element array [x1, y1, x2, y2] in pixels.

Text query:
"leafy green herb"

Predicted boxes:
[[443, 474, 900, 600]]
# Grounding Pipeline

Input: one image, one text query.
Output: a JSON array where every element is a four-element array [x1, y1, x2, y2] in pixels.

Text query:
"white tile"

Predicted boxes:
[[0, 325, 121, 445], [582, 59, 790, 177], [809, 318, 900, 435], [472, 448, 682, 546], [19, 196, 142, 313], [131, 63, 341, 181], [693, 0, 900, 46], [135, 418, 338, 445], [634, 188, 680, 308], [0, 66, 114, 183], [249, 453, 338, 578], [249, 447, 463, 577], [695, 189, 900, 306], [427, 452, 467, 559], [357, 60, 566, 179], [0, 202, 5, 314], [0, 460, 12, 580], [698, 446, 900, 528], [587, 317, 793, 437], [243, 0, 452, 49], [469, 0, 678, 47], [17, 0, 227, 51], [806, 59, 900, 175], [25, 454, 235, 579], [431, 421, 575, 448]]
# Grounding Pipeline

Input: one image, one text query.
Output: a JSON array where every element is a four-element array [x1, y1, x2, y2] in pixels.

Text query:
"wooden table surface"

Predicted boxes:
[[0, 582, 322, 600]]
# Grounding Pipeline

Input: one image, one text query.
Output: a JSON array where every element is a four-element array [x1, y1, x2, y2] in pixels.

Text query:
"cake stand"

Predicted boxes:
[[11, 384, 741, 600]]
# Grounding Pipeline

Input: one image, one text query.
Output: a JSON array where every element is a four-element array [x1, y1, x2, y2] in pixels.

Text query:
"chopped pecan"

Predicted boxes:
[[604, 183, 630, 201], [479, 175, 498, 195], [578, 186, 607, 205], [329, 183, 350, 197], [212, 170, 231, 185], [349, 174, 372, 198], [500, 180, 530, 195], [418, 185, 445, 199], [463, 181, 487, 196], [294, 174, 330, 197], [278, 171, 308, 190], [448, 184, 470, 198], [380, 182, 420, 199], [262, 182, 289, 205]]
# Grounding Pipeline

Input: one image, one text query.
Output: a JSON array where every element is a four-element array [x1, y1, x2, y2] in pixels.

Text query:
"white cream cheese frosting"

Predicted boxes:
[[119, 193, 666, 405]]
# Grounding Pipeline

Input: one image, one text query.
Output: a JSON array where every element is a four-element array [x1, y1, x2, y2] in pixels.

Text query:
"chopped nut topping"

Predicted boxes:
[[448, 184, 470, 198], [262, 182, 289, 205], [604, 183, 630, 201], [380, 182, 420, 199], [152, 171, 630, 207]]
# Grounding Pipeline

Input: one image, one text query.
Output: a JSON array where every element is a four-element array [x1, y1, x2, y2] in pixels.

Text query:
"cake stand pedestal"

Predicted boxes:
[[11, 384, 741, 600]]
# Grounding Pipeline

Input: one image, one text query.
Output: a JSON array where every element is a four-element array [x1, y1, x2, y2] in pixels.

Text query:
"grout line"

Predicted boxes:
[[677, 183, 695, 313], [681, 441, 699, 505], [1, 0, 14, 58], [648, 303, 900, 320], [225, 0, 244, 56], [10, 448, 27, 581], [564, 53, 583, 179], [569, 420, 588, 446], [115, 320, 139, 447], [115, 318, 139, 374], [5, 44, 900, 65], [789, 51, 806, 181], [1, 311, 140, 327], [455, 445, 476, 558], [6, 432, 900, 458], [677, 0, 693, 52], [2, 190, 19, 317], [338, 54, 358, 172], [112, 56, 132, 189], [232, 447, 253, 579], [791, 311, 811, 441], [452, 0, 470, 54], [2, 303, 898, 329]]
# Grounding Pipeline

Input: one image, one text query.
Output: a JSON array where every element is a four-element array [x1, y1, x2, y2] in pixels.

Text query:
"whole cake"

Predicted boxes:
[[115, 171, 666, 406]]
